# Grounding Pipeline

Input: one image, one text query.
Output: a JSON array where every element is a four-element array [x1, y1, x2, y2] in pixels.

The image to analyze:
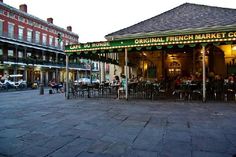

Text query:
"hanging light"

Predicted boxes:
[[232, 45, 236, 51]]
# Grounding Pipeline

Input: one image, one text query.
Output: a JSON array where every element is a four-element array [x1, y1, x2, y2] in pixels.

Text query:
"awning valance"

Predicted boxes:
[[65, 31, 236, 53]]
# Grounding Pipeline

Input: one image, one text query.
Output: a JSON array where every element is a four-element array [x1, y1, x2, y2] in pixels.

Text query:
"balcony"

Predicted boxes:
[[1, 55, 90, 70], [0, 32, 64, 51], [69, 62, 90, 70]]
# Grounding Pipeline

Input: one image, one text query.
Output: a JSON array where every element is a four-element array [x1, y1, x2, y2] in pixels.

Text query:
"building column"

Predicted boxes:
[[193, 48, 196, 74], [55, 53, 59, 82], [65, 54, 69, 99], [13, 67, 17, 81], [13, 46, 18, 82], [52, 71, 56, 79], [24, 68, 27, 82], [104, 62, 107, 81], [76, 70, 80, 81], [55, 69, 59, 82], [45, 71, 49, 84], [40, 70, 43, 85], [125, 48, 128, 100], [41, 51, 45, 62], [23, 47, 27, 82], [202, 45, 206, 102], [100, 62, 105, 82]]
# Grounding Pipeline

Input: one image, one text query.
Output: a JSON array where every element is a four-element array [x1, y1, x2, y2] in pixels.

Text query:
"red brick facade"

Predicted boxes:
[[0, 1, 89, 86]]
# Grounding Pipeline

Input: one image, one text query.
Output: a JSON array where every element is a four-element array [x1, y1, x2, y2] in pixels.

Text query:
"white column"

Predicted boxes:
[[40, 71, 43, 84], [125, 48, 128, 100], [55, 69, 59, 82], [55, 53, 59, 82], [45, 71, 49, 84], [104, 62, 106, 81], [202, 45, 206, 102], [66, 54, 69, 99], [24, 68, 27, 82], [13, 68, 17, 82], [100, 62, 105, 82], [52, 71, 56, 79]]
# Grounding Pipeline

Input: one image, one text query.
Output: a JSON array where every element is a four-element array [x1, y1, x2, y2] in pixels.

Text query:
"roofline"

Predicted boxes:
[[105, 25, 236, 41], [0, 2, 79, 37]]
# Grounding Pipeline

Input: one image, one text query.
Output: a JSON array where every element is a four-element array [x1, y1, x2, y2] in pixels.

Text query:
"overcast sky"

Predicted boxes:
[[4, 0, 236, 43]]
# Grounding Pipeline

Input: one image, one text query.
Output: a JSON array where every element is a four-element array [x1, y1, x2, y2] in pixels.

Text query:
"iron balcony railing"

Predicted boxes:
[[1, 55, 90, 70], [0, 32, 64, 51]]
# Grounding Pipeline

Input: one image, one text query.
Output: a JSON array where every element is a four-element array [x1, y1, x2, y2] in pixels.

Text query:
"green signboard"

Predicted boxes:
[[65, 31, 236, 53]]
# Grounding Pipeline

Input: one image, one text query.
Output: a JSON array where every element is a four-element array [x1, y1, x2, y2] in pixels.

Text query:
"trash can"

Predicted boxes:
[[39, 84, 44, 95]]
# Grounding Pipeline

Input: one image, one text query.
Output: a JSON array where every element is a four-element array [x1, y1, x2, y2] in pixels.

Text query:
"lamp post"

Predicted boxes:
[[202, 45, 206, 102], [90, 59, 93, 84], [65, 54, 69, 99]]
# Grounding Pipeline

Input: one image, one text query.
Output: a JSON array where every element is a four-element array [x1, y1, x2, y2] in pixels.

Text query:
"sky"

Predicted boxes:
[[4, 0, 236, 43]]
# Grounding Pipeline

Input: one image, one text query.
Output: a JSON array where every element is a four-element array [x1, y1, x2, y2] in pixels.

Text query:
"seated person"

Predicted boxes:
[[48, 79, 63, 93]]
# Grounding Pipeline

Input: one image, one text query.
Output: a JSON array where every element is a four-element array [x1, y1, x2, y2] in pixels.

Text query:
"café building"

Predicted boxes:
[[65, 3, 236, 101]]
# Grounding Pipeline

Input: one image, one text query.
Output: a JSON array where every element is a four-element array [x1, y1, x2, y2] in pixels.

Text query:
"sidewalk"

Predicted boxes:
[[0, 90, 235, 157]]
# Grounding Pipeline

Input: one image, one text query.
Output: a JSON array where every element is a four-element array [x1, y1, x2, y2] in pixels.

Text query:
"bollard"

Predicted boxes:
[[39, 83, 44, 95]]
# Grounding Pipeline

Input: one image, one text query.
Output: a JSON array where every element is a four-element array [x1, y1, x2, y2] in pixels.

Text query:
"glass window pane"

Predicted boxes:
[[18, 27, 24, 40], [18, 51, 23, 58], [60, 41, 63, 49], [42, 34, 47, 45], [27, 30, 32, 42], [35, 31, 40, 44], [49, 36, 53, 46], [55, 38, 58, 47], [27, 53, 31, 57], [8, 50, 14, 56], [8, 23, 14, 38]]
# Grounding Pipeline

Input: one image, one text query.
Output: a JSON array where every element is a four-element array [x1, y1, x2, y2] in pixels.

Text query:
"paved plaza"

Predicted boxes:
[[0, 90, 236, 157]]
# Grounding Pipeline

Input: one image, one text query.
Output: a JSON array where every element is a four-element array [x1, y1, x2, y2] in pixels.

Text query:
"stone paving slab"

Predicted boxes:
[[0, 90, 236, 157]]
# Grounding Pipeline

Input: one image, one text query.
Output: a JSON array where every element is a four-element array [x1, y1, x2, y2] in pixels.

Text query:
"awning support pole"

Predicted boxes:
[[66, 54, 69, 99], [125, 48, 128, 100], [202, 45, 206, 102]]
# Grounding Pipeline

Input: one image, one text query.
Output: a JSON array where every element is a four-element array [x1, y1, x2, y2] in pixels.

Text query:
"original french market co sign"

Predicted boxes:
[[65, 31, 236, 52]]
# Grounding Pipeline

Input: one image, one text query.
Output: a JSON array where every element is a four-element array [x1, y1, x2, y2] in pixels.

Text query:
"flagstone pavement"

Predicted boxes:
[[0, 89, 236, 157]]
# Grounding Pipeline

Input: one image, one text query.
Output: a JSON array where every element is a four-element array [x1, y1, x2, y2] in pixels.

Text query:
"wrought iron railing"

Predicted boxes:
[[0, 32, 64, 51]]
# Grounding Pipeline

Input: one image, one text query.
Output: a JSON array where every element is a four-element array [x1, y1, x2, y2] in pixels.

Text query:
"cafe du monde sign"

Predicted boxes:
[[65, 31, 236, 52]]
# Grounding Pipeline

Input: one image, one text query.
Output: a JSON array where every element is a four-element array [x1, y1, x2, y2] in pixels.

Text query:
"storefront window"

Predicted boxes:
[[0, 49, 3, 56], [8, 50, 14, 57], [49, 56, 53, 62], [18, 51, 23, 58], [27, 53, 31, 57]]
